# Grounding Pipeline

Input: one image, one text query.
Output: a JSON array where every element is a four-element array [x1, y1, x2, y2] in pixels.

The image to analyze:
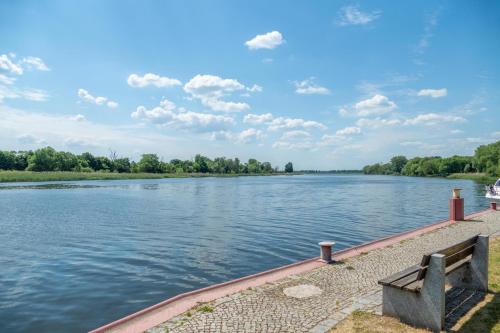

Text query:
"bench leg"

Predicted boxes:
[[382, 254, 445, 332], [448, 235, 489, 292]]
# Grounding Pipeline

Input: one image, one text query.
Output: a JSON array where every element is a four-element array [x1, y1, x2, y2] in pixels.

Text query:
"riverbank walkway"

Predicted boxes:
[[147, 210, 500, 333]]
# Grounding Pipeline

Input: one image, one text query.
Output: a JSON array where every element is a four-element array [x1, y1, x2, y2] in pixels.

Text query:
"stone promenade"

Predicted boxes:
[[147, 211, 500, 333]]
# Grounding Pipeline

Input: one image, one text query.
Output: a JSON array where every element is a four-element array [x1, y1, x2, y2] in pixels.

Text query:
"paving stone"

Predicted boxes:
[[146, 211, 500, 333]]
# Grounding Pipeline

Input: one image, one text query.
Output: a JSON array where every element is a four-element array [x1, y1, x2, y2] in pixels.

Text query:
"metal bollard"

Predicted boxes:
[[318, 241, 335, 263]]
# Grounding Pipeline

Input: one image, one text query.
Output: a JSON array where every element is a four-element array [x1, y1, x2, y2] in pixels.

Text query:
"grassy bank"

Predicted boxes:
[[0, 170, 283, 183], [330, 236, 500, 333], [447, 172, 497, 184]]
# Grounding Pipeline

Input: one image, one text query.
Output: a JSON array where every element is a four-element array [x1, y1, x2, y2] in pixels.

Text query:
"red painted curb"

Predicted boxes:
[[89, 208, 493, 333]]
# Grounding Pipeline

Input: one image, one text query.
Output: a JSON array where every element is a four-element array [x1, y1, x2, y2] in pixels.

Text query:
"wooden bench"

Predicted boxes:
[[378, 234, 489, 332]]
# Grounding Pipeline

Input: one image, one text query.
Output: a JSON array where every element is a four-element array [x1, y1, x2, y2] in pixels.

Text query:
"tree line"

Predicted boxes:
[[362, 140, 500, 177], [0, 147, 293, 174]]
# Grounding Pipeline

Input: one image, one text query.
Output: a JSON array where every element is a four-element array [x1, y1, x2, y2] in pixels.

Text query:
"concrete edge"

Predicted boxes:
[[89, 208, 493, 333]]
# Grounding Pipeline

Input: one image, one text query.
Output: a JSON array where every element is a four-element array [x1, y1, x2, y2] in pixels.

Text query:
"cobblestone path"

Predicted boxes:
[[147, 211, 500, 333]]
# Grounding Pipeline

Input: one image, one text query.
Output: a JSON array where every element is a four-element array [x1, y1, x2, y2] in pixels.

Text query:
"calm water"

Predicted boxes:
[[0, 175, 489, 332]]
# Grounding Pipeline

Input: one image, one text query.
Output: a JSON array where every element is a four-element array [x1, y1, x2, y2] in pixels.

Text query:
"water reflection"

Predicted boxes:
[[0, 175, 490, 333]]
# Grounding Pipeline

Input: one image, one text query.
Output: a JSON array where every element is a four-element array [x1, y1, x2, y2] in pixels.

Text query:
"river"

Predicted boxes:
[[0, 174, 489, 332]]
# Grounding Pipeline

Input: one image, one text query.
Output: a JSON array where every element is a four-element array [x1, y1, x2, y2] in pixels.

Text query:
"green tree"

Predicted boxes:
[[285, 162, 293, 173], [27, 147, 58, 171], [55, 151, 79, 171], [390, 155, 408, 174], [138, 154, 161, 173], [0, 151, 16, 170], [114, 158, 131, 173]]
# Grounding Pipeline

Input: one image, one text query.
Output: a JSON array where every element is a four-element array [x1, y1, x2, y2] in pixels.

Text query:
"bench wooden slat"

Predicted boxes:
[[380, 235, 479, 291], [378, 265, 420, 286], [445, 257, 471, 275], [419, 235, 479, 267], [391, 271, 420, 289], [446, 244, 475, 267]]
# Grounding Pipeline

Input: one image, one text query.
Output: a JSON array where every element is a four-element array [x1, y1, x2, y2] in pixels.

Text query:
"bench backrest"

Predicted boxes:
[[416, 234, 479, 280]]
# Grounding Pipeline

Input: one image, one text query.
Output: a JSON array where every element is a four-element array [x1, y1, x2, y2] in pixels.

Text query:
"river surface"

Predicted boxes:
[[0, 174, 489, 332]]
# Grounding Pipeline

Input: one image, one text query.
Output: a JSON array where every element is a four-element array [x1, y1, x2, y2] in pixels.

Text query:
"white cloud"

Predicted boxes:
[[77, 89, 118, 109], [0, 105, 181, 154], [20, 88, 49, 101], [127, 73, 181, 88], [353, 94, 397, 116], [184, 74, 259, 112], [131, 98, 235, 132], [0, 54, 50, 74], [294, 77, 330, 95], [106, 101, 119, 109], [404, 113, 465, 126], [414, 9, 440, 57], [243, 113, 274, 125], [272, 140, 315, 150], [0, 54, 23, 74], [17, 134, 47, 145], [319, 126, 361, 146], [417, 88, 447, 98], [451, 129, 463, 134], [0, 74, 16, 85], [280, 130, 311, 140], [268, 117, 327, 131], [211, 128, 265, 144], [0, 85, 49, 102], [400, 141, 423, 146], [71, 114, 86, 122], [20, 56, 50, 71], [245, 31, 284, 50], [356, 117, 401, 128], [337, 5, 381, 26]]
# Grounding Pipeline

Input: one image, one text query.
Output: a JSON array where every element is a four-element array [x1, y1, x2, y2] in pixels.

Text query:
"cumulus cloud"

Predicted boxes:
[[0, 54, 23, 74], [337, 5, 381, 26], [131, 98, 235, 132], [403, 113, 465, 126], [320, 126, 361, 146], [71, 114, 86, 122], [127, 73, 182, 88], [272, 140, 315, 150], [347, 94, 397, 117], [0, 74, 16, 85], [294, 77, 330, 95], [78, 89, 118, 109], [184, 74, 260, 112], [212, 128, 265, 144], [245, 31, 284, 50], [356, 117, 401, 128], [417, 88, 447, 98], [20, 56, 50, 71], [268, 117, 327, 131], [0, 85, 49, 103], [243, 113, 274, 125], [0, 105, 182, 153], [280, 130, 311, 140], [0, 54, 50, 74]]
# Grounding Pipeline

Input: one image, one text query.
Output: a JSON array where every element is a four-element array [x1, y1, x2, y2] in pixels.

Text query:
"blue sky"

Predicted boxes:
[[1, 0, 499, 169]]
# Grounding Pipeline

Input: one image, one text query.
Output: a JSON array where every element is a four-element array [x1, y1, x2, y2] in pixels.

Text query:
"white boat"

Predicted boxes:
[[485, 179, 500, 199]]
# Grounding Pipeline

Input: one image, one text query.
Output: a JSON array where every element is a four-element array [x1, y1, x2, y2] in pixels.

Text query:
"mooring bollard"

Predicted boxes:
[[491, 202, 497, 210], [449, 188, 464, 222], [318, 241, 335, 263]]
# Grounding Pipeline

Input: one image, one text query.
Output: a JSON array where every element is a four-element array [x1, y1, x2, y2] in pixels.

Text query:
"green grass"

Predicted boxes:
[[0, 170, 281, 183], [196, 305, 214, 313], [447, 172, 497, 184], [330, 237, 500, 333]]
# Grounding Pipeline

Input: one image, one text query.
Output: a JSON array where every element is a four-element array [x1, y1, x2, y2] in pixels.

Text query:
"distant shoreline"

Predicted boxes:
[[0, 170, 296, 183]]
